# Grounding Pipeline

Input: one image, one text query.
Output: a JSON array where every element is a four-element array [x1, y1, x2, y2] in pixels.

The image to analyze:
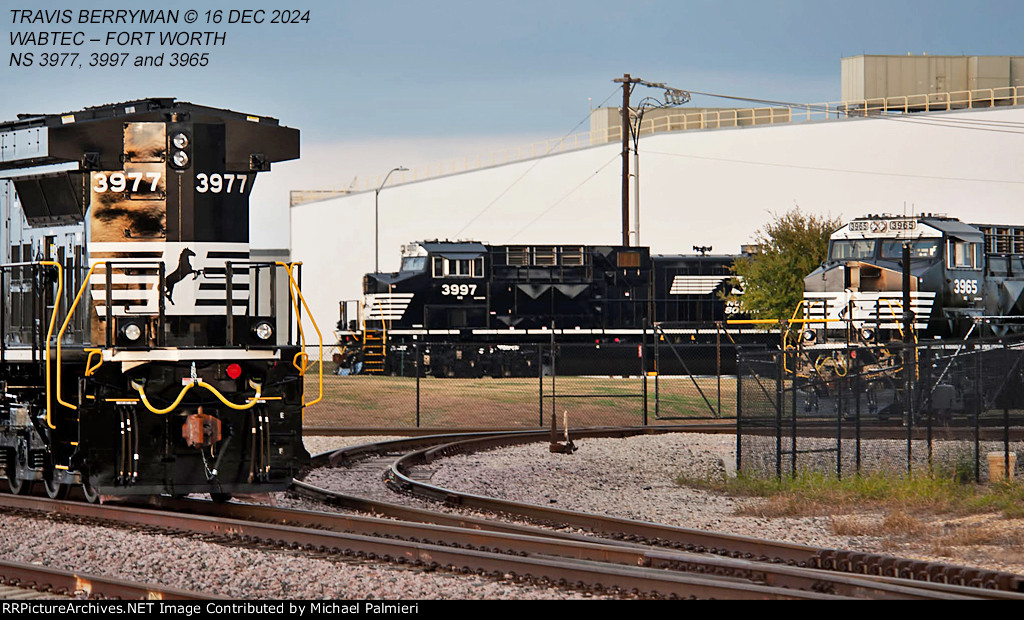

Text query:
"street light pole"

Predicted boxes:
[[375, 166, 408, 273]]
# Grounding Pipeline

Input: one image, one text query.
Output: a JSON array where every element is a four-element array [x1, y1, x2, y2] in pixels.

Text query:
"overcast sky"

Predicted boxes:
[[3, 0, 1022, 246]]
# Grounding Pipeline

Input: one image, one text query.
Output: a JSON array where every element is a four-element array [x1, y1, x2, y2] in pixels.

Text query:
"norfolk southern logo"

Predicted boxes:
[[165, 248, 201, 305], [89, 242, 250, 316]]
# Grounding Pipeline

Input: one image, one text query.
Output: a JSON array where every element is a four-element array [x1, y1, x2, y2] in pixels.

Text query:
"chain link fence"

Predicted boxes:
[[299, 330, 764, 431], [738, 337, 1024, 482]]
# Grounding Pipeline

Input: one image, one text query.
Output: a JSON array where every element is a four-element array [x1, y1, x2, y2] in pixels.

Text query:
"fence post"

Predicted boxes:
[[1004, 340, 1011, 479], [837, 373, 843, 480], [538, 344, 544, 427], [716, 322, 722, 418], [775, 338, 784, 481], [974, 342, 982, 483], [550, 329, 556, 426], [654, 328, 660, 419], [642, 320, 648, 426], [415, 341, 421, 428], [924, 344, 933, 474], [905, 338, 914, 477], [789, 333, 797, 478], [854, 370, 862, 475], [736, 351, 742, 475]]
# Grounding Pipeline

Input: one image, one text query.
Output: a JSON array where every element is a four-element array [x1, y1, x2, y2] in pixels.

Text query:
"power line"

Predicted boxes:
[[504, 152, 621, 243], [643, 149, 1024, 185], [453, 87, 620, 238]]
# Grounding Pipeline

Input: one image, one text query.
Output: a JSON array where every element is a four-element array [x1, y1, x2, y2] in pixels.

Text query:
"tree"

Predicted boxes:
[[730, 208, 842, 321]]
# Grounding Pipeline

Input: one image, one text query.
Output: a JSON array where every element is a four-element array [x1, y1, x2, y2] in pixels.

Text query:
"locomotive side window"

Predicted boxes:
[[946, 239, 982, 270], [829, 239, 875, 261], [452, 259, 472, 276], [880, 240, 939, 259], [432, 256, 484, 278]]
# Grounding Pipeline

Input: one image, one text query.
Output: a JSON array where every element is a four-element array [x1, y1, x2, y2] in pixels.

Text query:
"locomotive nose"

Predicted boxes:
[[844, 261, 910, 293]]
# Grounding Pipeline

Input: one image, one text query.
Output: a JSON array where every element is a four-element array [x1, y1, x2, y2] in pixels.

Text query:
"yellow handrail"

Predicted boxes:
[[84, 348, 103, 377], [50, 260, 323, 415], [276, 262, 324, 407], [41, 261, 64, 430], [55, 262, 99, 410], [727, 318, 845, 325]]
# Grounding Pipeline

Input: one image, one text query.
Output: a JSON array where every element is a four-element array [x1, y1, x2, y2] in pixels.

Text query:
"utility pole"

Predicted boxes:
[[612, 74, 691, 248], [616, 74, 634, 247]]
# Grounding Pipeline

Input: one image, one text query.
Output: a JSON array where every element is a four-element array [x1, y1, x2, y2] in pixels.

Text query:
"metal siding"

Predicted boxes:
[[969, 56, 1011, 91], [1012, 58, 1024, 87], [850, 55, 1024, 101], [0, 127, 48, 163]]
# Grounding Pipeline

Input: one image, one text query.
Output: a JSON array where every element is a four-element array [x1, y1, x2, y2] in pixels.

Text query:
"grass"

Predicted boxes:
[[303, 374, 734, 428], [679, 469, 1024, 566], [677, 469, 1024, 520]]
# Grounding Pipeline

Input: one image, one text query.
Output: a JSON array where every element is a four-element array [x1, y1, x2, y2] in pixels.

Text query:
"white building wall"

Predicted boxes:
[[291, 106, 1024, 332]]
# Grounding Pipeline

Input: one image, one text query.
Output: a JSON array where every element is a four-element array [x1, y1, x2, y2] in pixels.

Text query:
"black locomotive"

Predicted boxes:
[[344, 241, 755, 377], [0, 99, 314, 501], [802, 213, 1024, 344]]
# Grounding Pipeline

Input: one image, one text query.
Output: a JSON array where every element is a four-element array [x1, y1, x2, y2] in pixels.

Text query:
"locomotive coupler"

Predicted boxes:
[[182, 406, 222, 449]]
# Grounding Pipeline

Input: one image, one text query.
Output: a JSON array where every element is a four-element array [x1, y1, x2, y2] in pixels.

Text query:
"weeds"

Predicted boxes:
[[676, 470, 1024, 520]]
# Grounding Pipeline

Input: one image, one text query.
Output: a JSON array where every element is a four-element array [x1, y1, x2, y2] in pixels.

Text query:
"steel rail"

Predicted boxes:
[[152, 493, 1005, 600], [0, 494, 834, 601], [380, 432, 1024, 592], [301, 444, 1024, 599], [303, 418, 1020, 444], [0, 558, 215, 600], [317, 425, 734, 468]]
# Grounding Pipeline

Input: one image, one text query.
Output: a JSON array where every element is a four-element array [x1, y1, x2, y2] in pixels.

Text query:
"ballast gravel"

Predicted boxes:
[[0, 432, 1020, 599], [302, 433, 1024, 577]]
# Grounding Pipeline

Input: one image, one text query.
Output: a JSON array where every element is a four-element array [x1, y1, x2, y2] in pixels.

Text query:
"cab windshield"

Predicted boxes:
[[400, 256, 427, 272], [829, 240, 876, 261], [880, 240, 940, 260]]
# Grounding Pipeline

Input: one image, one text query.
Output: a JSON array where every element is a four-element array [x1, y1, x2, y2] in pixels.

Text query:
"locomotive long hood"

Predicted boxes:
[[516, 283, 590, 300], [998, 280, 1024, 315]]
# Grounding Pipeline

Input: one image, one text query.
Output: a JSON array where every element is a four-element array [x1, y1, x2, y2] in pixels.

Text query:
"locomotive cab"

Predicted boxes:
[[803, 214, 1021, 343], [0, 99, 313, 501], [355, 242, 653, 376]]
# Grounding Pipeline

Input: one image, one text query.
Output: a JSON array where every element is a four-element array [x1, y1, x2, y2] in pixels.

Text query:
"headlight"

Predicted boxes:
[[860, 327, 876, 342], [801, 329, 816, 343], [171, 132, 189, 149], [253, 321, 274, 341], [122, 323, 142, 341], [171, 150, 189, 168]]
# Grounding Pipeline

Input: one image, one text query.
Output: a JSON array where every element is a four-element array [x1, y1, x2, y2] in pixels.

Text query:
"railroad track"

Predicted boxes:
[[0, 493, 826, 600], [0, 557, 213, 600], [1, 424, 1020, 599], [306, 420, 1024, 441], [2, 480, 1008, 600], [303, 428, 1024, 596]]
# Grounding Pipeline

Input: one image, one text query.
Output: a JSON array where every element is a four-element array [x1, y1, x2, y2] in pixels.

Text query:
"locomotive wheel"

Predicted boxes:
[[210, 492, 232, 504], [43, 475, 69, 500], [6, 468, 30, 496], [81, 477, 101, 504]]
